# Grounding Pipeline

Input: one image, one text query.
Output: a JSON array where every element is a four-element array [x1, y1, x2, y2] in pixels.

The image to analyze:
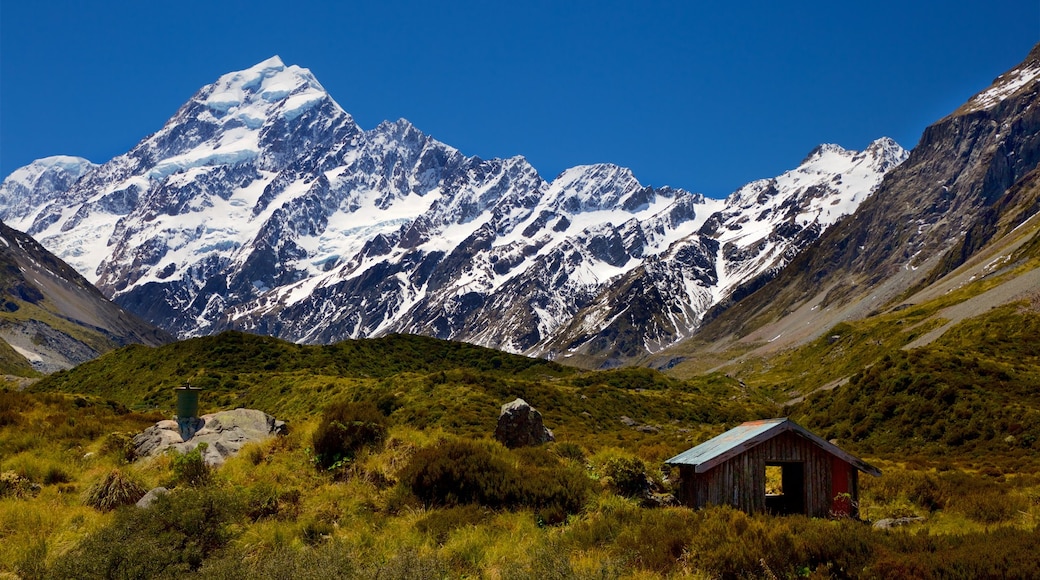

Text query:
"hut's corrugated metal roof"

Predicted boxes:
[[665, 417, 881, 476], [666, 418, 786, 467]]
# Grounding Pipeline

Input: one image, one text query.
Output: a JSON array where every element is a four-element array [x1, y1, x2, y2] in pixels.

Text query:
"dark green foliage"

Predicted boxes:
[[32, 332, 574, 410], [244, 482, 301, 521], [398, 438, 590, 523], [602, 456, 651, 498], [866, 526, 1040, 579], [401, 439, 516, 508], [553, 442, 586, 463], [795, 305, 1040, 460], [564, 504, 1036, 578], [0, 471, 39, 498], [48, 487, 245, 579], [863, 468, 1030, 523], [170, 443, 212, 487], [311, 401, 387, 470]]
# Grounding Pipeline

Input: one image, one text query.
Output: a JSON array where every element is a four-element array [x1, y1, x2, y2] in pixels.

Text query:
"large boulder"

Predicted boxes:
[[131, 408, 286, 466], [493, 398, 554, 448]]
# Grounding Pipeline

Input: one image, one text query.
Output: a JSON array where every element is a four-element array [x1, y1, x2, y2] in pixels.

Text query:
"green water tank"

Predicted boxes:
[[175, 384, 201, 419]]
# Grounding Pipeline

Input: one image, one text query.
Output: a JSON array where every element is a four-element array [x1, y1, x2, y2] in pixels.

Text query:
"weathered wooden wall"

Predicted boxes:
[[679, 431, 853, 518]]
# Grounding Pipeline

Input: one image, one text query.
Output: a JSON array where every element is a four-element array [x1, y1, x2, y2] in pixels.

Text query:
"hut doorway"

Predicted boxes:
[[764, 461, 805, 515]]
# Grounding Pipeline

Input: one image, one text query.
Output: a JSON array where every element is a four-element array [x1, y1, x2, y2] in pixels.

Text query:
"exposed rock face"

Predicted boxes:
[[0, 221, 172, 373], [0, 56, 904, 367], [663, 42, 1040, 365], [493, 398, 554, 448], [131, 408, 286, 466]]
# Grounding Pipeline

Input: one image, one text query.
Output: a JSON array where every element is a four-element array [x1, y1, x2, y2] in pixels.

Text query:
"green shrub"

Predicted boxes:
[[170, 443, 212, 487], [83, 469, 147, 511], [101, 431, 136, 462], [300, 519, 335, 546], [398, 438, 590, 523], [399, 439, 517, 508], [48, 487, 245, 578], [311, 401, 388, 470], [603, 456, 651, 498], [244, 482, 301, 521]]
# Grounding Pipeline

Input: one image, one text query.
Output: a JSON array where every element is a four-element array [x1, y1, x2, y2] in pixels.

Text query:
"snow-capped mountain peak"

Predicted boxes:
[[0, 57, 907, 363], [201, 55, 331, 118], [0, 155, 96, 226]]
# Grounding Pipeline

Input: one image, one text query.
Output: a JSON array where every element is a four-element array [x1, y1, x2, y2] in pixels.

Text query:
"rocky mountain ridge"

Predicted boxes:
[[654, 42, 1040, 373], [0, 56, 905, 363], [0, 220, 172, 373]]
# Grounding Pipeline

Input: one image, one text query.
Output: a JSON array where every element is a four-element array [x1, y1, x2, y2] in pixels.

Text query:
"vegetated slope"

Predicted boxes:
[[31, 331, 765, 447], [0, 56, 904, 365], [0, 221, 172, 374], [654, 42, 1040, 373], [793, 300, 1040, 461]]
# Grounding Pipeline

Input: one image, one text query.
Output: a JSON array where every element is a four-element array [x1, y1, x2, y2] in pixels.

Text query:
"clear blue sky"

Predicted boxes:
[[1, 1, 1037, 198]]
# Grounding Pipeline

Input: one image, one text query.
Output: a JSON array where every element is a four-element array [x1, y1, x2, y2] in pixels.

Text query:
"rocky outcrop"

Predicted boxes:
[[493, 398, 554, 448], [131, 408, 286, 466]]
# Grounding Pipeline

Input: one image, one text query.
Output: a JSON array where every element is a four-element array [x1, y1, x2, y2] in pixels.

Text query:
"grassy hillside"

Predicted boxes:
[[794, 302, 1040, 463], [7, 323, 1040, 578], [4, 358, 1040, 578], [31, 331, 763, 452]]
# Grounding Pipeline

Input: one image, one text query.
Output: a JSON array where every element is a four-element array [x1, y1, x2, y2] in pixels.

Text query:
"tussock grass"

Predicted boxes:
[[83, 469, 147, 511], [5, 326, 1040, 577]]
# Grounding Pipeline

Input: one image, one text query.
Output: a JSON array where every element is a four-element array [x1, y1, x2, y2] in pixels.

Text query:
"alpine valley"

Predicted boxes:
[[4, 41, 1040, 580], [0, 56, 907, 365]]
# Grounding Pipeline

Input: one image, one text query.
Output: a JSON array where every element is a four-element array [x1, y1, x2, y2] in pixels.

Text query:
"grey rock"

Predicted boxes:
[[493, 398, 554, 448], [136, 486, 169, 508], [131, 408, 287, 466], [873, 516, 926, 530]]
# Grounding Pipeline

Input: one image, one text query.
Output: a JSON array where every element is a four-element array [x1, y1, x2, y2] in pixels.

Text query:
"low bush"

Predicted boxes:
[[602, 456, 651, 498], [400, 439, 517, 508], [49, 487, 246, 578], [311, 401, 388, 470], [170, 443, 212, 487], [398, 438, 590, 523]]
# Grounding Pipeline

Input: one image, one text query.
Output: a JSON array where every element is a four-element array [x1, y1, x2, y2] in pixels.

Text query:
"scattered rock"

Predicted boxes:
[[873, 516, 926, 529], [136, 487, 170, 509], [494, 398, 554, 448], [635, 425, 660, 434], [619, 415, 639, 427], [131, 408, 287, 466]]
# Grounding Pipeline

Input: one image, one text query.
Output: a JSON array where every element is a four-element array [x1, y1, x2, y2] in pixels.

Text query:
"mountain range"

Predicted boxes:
[[0, 56, 908, 365], [651, 43, 1040, 377]]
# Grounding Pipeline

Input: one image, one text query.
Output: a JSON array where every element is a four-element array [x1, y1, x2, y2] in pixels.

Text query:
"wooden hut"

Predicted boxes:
[[666, 418, 880, 518]]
